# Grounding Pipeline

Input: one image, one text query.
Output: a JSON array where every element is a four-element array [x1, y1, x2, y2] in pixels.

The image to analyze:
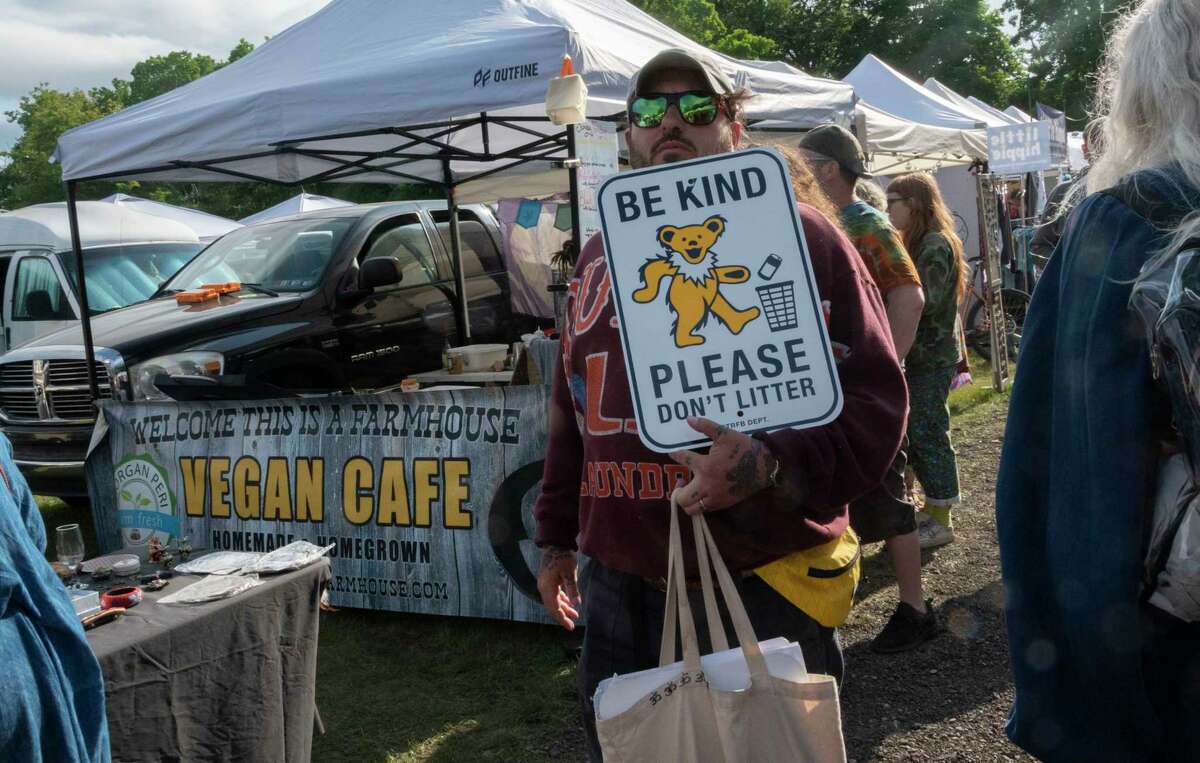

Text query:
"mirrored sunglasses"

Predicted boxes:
[[629, 91, 721, 128]]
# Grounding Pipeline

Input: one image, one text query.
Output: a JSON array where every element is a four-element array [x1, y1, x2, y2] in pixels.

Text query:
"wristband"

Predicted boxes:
[[101, 586, 143, 610]]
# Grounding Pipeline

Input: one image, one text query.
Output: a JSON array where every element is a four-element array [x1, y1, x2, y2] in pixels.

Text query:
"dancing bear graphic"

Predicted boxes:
[[631, 214, 760, 348]]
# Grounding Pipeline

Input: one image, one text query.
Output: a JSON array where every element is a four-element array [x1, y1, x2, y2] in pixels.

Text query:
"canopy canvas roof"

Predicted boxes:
[[238, 193, 354, 225], [53, 0, 854, 193], [845, 55, 988, 131], [1005, 106, 1034, 123], [966, 96, 1021, 126], [99, 193, 241, 241], [922, 77, 1013, 128], [857, 102, 986, 173], [0, 202, 199, 252]]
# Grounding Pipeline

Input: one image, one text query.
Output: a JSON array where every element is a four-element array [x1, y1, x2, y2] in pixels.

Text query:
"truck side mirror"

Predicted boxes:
[[360, 257, 403, 289]]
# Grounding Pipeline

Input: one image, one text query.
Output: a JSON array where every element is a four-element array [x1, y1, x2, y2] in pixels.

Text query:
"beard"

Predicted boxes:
[[628, 125, 733, 168]]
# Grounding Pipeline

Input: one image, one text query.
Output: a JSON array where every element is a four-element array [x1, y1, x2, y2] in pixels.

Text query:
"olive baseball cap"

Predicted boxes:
[[627, 48, 738, 109], [798, 124, 873, 179]]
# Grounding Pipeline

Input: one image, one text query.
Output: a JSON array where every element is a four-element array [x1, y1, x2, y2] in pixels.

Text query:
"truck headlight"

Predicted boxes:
[[130, 352, 224, 401]]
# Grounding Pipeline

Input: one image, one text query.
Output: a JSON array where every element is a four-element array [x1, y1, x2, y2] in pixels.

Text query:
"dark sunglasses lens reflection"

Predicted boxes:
[[631, 92, 719, 128]]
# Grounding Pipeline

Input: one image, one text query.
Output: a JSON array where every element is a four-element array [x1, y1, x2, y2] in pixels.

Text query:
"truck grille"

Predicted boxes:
[[0, 359, 113, 423]]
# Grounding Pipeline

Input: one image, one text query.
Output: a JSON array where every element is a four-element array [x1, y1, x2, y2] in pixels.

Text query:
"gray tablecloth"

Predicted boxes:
[[86, 560, 331, 763]]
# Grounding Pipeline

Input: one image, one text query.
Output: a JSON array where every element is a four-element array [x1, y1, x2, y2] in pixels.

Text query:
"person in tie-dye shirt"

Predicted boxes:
[[801, 125, 939, 654]]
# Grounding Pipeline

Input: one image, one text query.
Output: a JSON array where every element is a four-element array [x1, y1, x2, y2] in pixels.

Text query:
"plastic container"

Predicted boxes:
[[447, 343, 509, 371]]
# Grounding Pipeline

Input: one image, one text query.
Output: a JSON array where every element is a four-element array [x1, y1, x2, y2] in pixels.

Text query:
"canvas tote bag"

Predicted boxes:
[[595, 493, 847, 762]]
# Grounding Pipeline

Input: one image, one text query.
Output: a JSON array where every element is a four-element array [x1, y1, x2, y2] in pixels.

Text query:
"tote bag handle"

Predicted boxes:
[[659, 490, 770, 678]]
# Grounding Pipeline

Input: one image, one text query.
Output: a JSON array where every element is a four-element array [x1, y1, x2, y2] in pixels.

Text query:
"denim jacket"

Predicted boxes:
[[0, 434, 110, 762], [996, 166, 1198, 761]]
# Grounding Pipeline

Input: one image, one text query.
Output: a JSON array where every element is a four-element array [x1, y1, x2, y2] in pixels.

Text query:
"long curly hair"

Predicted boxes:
[[888, 172, 967, 302]]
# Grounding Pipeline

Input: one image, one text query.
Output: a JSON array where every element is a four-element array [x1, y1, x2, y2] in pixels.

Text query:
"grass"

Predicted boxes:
[[948, 355, 1013, 418], [39, 351, 1012, 762], [311, 609, 580, 762]]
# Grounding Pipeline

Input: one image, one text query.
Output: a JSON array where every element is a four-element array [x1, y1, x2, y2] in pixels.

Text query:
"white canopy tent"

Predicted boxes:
[[844, 55, 986, 130], [1004, 106, 1034, 123], [922, 78, 1010, 128], [0, 202, 199, 251], [966, 97, 1021, 126], [54, 0, 853, 192], [238, 193, 354, 225], [98, 193, 240, 242], [51, 0, 854, 395]]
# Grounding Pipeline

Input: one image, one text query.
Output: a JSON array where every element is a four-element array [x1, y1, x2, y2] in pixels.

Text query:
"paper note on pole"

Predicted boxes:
[[597, 148, 842, 453]]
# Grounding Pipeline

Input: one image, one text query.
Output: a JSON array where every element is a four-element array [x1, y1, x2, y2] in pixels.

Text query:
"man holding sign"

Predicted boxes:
[[533, 49, 907, 759]]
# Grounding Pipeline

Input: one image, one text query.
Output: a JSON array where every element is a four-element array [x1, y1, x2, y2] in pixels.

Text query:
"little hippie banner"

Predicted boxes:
[[85, 387, 558, 624], [597, 147, 842, 453], [987, 122, 1054, 174]]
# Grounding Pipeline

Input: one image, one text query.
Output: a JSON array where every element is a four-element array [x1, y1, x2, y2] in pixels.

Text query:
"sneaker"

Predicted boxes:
[[870, 599, 940, 654], [918, 518, 955, 549]]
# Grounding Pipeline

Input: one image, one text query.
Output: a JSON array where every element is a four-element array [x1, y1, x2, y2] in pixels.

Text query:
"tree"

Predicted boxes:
[[128, 51, 221, 103], [0, 86, 107, 209], [635, 0, 779, 59], [1003, 0, 1124, 119], [890, 0, 1026, 106]]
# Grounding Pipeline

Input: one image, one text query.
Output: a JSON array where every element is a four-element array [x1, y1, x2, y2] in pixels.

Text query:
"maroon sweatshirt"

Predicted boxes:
[[533, 203, 907, 580]]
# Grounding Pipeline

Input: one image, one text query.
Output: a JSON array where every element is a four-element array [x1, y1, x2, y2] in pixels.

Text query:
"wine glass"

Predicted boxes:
[[55, 524, 86, 572]]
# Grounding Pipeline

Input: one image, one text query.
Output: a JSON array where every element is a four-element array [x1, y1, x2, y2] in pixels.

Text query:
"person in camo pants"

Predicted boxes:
[[885, 172, 967, 549]]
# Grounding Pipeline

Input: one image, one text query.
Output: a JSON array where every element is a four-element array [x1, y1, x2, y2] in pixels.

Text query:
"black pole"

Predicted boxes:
[[442, 158, 470, 345], [566, 124, 583, 250], [64, 182, 101, 401]]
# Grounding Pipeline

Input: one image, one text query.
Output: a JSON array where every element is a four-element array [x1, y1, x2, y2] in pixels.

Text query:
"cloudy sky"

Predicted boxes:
[[0, 0, 331, 151]]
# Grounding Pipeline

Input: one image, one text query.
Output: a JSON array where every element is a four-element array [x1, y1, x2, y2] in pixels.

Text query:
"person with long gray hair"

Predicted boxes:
[[996, 0, 1200, 759]]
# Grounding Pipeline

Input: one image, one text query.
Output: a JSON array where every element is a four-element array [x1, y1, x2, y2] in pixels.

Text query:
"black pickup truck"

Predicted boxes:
[[0, 200, 537, 499]]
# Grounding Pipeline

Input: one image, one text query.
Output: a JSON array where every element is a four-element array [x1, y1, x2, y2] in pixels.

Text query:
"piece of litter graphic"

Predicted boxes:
[[758, 253, 782, 280], [756, 280, 799, 332]]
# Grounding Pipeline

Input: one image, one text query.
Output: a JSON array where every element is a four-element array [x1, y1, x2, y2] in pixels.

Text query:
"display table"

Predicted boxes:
[[408, 369, 514, 385], [86, 560, 331, 763]]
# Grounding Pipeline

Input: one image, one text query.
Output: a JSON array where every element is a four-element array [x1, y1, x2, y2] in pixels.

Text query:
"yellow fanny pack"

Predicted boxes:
[[753, 528, 861, 628]]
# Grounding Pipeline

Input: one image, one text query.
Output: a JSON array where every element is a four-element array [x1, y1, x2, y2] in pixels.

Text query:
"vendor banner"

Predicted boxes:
[[86, 387, 556, 624], [987, 122, 1053, 174], [1036, 103, 1068, 166]]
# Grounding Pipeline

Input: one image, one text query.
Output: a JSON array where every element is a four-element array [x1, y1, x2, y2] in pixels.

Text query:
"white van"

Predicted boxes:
[[0, 203, 204, 352]]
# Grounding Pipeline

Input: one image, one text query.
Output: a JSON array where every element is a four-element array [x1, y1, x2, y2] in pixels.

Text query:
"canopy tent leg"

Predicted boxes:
[[566, 124, 583, 249], [442, 158, 471, 346], [64, 181, 101, 401]]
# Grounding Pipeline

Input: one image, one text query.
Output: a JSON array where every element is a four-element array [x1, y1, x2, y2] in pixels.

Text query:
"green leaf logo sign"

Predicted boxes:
[[113, 454, 179, 548]]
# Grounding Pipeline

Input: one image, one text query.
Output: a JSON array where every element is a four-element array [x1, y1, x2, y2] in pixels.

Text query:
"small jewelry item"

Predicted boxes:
[[144, 578, 169, 592], [101, 586, 143, 610]]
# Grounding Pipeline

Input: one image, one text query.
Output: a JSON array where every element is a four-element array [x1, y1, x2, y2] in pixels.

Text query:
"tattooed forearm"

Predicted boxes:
[[540, 545, 574, 572]]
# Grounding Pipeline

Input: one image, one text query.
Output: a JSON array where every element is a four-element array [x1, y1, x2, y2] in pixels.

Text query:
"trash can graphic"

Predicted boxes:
[[756, 280, 799, 332]]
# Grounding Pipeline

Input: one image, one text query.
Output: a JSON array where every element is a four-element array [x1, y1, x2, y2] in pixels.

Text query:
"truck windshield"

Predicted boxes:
[[163, 217, 355, 294], [58, 243, 204, 315]]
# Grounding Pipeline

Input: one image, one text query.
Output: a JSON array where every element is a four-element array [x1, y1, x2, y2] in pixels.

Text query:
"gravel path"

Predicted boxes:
[[840, 396, 1030, 762]]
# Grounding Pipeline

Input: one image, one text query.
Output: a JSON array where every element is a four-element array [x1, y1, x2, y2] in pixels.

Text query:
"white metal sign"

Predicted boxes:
[[597, 148, 842, 453]]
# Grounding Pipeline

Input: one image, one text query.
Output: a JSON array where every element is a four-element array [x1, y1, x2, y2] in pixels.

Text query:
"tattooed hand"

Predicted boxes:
[[669, 416, 779, 515], [536, 545, 580, 630]]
